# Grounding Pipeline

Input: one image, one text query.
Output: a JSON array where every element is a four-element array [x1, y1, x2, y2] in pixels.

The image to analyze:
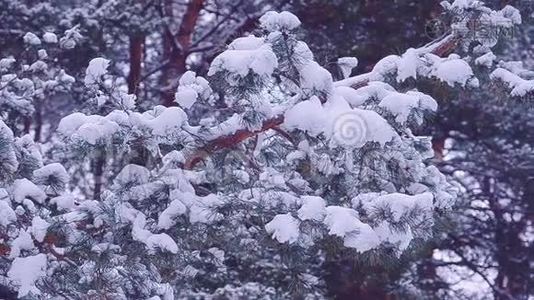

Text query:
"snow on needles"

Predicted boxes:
[[208, 36, 278, 79], [84, 57, 110, 86], [265, 213, 300, 244], [490, 68, 534, 97], [259, 11, 301, 32], [8, 254, 48, 297]]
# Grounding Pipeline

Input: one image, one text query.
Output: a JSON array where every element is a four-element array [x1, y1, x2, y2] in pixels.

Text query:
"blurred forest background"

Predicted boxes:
[[0, 0, 533, 299]]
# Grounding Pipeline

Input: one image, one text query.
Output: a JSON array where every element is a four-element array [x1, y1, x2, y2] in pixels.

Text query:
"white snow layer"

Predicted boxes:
[[259, 11, 301, 32], [0, 200, 16, 226], [23, 32, 41, 46], [324, 206, 380, 253], [175, 71, 211, 109], [8, 254, 48, 297], [42, 32, 58, 43], [84, 57, 110, 86], [297, 196, 326, 221], [208, 36, 278, 79], [490, 68, 534, 97], [265, 213, 300, 244], [284, 95, 398, 148], [12, 178, 46, 204]]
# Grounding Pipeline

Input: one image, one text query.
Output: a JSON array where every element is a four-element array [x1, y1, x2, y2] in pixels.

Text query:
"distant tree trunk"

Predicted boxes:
[[416, 243, 446, 296], [34, 100, 42, 142], [23, 116, 31, 134], [432, 136, 446, 161], [160, 0, 204, 107], [93, 148, 106, 200], [487, 177, 529, 300], [128, 34, 145, 95]]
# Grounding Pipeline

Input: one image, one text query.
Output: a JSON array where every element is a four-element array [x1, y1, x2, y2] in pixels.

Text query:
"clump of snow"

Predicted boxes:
[[188, 193, 223, 224], [293, 41, 314, 62], [33, 163, 69, 190], [146, 106, 188, 136], [445, 0, 480, 10], [113, 90, 136, 110], [37, 49, 48, 59], [57, 112, 121, 145], [299, 61, 333, 96], [0, 120, 18, 175], [297, 196, 326, 221], [42, 32, 58, 43], [330, 108, 398, 148], [208, 36, 278, 79], [374, 221, 414, 254], [167, 190, 223, 224], [343, 225, 381, 253], [284, 97, 325, 137], [175, 71, 211, 109], [57, 112, 93, 136], [284, 96, 398, 149], [113, 164, 150, 188], [499, 5, 522, 25], [396, 48, 419, 82], [131, 214, 178, 254], [334, 86, 367, 107], [9, 231, 35, 258], [23, 32, 41, 45], [323, 206, 380, 252], [0, 201, 16, 226], [30, 216, 50, 243], [0, 57, 16, 72], [337, 57, 359, 79], [8, 254, 47, 297], [426, 54, 474, 87], [475, 52, 496, 68], [50, 195, 76, 211], [378, 91, 437, 124], [233, 170, 250, 184], [259, 11, 301, 32], [158, 199, 187, 229], [75, 118, 119, 145], [59, 26, 82, 50], [259, 168, 287, 189], [369, 55, 401, 82], [323, 206, 361, 237], [84, 57, 110, 86], [265, 213, 300, 244], [12, 179, 46, 204], [490, 68, 534, 97], [29, 60, 47, 72], [359, 192, 434, 222]]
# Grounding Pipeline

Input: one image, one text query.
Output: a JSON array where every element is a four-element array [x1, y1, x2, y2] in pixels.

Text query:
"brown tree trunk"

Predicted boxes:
[[432, 136, 446, 161], [128, 35, 145, 95], [23, 116, 31, 134], [160, 0, 204, 107]]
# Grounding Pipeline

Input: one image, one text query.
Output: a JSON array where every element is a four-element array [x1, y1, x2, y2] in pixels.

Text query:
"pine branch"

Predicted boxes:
[[184, 34, 460, 169]]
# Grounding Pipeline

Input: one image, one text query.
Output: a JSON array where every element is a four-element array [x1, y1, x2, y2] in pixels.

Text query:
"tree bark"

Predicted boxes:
[[160, 0, 204, 107], [33, 99, 42, 142], [128, 35, 145, 95]]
